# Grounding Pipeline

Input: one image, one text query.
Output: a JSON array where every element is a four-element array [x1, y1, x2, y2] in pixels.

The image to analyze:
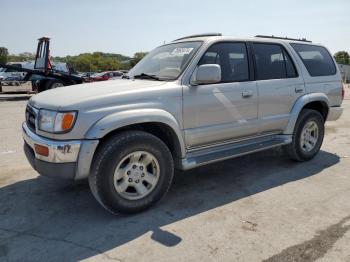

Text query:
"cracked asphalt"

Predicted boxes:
[[0, 86, 350, 262]]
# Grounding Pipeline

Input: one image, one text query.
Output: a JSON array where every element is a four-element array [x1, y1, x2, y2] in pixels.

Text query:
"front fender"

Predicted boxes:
[[283, 93, 329, 134], [85, 108, 186, 157]]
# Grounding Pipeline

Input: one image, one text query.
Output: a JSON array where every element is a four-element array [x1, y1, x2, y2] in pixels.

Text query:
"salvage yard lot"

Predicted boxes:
[[0, 88, 350, 262]]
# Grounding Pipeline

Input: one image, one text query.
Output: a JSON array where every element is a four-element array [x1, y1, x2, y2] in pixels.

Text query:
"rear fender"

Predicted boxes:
[[283, 93, 329, 134]]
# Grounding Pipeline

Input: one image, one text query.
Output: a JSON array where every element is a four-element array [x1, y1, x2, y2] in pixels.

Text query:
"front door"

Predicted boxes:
[[183, 42, 259, 148]]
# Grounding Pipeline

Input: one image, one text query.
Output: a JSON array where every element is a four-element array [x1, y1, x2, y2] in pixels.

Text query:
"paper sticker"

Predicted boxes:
[[170, 48, 194, 56]]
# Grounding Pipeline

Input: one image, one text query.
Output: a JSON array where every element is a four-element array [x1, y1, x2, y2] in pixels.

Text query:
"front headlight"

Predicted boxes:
[[38, 109, 77, 133]]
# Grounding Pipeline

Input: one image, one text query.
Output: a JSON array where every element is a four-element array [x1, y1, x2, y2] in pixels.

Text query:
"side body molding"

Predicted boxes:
[[85, 109, 186, 158], [283, 93, 329, 134]]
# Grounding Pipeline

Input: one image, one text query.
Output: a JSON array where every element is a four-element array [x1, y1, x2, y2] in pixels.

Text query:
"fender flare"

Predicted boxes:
[[283, 93, 329, 134], [85, 108, 186, 157]]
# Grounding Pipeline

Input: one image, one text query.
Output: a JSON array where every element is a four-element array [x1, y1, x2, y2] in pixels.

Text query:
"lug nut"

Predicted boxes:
[[141, 173, 145, 177], [133, 165, 137, 169], [128, 178, 132, 182], [140, 166, 143, 170], [127, 171, 131, 175], [135, 179, 139, 183]]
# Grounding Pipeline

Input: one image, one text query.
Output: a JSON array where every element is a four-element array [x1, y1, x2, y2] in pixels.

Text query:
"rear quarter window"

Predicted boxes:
[[290, 43, 336, 77]]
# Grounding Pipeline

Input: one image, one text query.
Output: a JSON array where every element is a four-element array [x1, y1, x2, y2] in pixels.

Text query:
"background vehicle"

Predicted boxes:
[[0, 62, 28, 81], [0, 37, 84, 92], [3, 75, 22, 86], [22, 34, 344, 214], [0, 62, 29, 89], [78, 72, 95, 78], [86, 71, 124, 82]]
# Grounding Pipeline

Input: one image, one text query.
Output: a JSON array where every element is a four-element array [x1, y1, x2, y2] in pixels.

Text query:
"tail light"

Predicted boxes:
[[342, 84, 345, 102]]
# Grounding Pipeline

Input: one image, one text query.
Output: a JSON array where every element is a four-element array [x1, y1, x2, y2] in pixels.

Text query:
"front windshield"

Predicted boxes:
[[128, 41, 202, 80]]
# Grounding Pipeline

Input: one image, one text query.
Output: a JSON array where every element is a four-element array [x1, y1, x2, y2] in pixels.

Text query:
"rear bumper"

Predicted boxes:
[[327, 106, 343, 121]]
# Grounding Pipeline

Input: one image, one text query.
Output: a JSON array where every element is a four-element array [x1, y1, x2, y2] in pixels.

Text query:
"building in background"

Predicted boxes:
[[338, 64, 350, 83]]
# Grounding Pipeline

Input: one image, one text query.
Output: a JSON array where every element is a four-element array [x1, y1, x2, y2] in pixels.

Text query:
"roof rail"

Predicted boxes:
[[255, 35, 312, 43], [173, 33, 222, 42]]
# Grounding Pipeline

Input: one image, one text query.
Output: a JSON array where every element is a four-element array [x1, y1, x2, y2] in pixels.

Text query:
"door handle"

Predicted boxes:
[[295, 86, 304, 93], [242, 90, 253, 98]]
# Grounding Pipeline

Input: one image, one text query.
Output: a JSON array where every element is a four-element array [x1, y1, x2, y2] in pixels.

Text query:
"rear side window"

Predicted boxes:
[[253, 43, 297, 80], [291, 43, 336, 77]]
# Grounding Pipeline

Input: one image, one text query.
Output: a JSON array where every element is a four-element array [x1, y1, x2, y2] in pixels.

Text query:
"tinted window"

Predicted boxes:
[[283, 50, 297, 78], [253, 43, 297, 80], [291, 43, 336, 76], [199, 42, 249, 82]]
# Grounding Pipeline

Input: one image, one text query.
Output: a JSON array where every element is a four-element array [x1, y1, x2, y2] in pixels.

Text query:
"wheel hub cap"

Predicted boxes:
[[113, 151, 160, 200], [300, 120, 319, 152]]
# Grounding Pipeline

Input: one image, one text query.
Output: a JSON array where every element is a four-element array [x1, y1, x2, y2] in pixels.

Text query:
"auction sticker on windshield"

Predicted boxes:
[[170, 48, 194, 56]]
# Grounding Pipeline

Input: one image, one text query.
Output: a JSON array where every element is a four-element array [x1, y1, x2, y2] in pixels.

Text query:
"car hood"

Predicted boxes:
[[29, 79, 168, 110]]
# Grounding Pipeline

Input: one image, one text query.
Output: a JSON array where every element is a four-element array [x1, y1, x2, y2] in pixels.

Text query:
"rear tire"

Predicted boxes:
[[89, 131, 174, 214], [283, 109, 324, 161]]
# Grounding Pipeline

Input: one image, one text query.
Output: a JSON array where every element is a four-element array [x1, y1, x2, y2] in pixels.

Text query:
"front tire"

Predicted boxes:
[[89, 131, 174, 214], [284, 109, 324, 161]]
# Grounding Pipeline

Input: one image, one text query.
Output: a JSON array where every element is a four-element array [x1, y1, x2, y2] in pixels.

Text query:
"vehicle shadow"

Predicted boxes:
[[0, 149, 339, 261]]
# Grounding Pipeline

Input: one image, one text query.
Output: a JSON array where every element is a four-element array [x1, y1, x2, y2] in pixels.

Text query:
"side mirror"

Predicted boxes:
[[191, 64, 221, 85]]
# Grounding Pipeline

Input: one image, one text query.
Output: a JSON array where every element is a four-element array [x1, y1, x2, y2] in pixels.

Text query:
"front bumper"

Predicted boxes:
[[22, 122, 98, 180], [23, 143, 77, 179], [327, 106, 343, 121], [22, 122, 81, 163]]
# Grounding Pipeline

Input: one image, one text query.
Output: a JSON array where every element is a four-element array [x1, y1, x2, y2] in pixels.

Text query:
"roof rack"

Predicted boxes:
[[173, 33, 222, 42], [255, 35, 312, 43]]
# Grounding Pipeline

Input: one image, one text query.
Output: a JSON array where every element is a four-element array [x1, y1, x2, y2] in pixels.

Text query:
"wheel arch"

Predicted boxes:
[[284, 93, 329, 134], [85, 109, 186, 158]]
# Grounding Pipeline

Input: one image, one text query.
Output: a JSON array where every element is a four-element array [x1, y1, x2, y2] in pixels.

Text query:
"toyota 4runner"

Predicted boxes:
[[23, 34, 344, 214]]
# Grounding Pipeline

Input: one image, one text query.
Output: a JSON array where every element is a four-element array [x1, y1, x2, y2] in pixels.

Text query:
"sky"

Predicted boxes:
[[1, 0, 349, 57]]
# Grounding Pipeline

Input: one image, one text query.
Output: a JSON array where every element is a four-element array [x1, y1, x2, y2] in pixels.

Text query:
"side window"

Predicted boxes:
[[283, 49, 297, 78], [253, 43, 297, 80], [199, 42, 249, 82], [290, 43, 336, 77]]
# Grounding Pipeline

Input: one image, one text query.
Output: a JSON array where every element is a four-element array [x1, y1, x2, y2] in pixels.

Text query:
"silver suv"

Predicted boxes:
[[23, 34, 344, 214]]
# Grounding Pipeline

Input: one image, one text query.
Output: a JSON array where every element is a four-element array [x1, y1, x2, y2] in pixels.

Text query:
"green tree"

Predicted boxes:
[[334, 51, 350, 65], [130, 52, 148, 68], [3, 50, 132, 72], [0, 47, 9, 64]]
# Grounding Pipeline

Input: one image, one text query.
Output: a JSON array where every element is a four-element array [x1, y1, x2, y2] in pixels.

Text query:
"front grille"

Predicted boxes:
[[26, 105, 36, 131]]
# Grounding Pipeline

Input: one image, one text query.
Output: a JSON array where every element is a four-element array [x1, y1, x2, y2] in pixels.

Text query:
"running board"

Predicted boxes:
[[179, 135, 292, 170]]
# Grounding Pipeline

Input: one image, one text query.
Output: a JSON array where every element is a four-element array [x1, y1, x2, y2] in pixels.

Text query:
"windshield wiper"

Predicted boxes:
[[133, 73, 162, 81]]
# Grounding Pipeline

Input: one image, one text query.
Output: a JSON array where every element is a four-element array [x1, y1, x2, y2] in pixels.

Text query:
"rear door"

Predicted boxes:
[[252, 42, 305, 134]]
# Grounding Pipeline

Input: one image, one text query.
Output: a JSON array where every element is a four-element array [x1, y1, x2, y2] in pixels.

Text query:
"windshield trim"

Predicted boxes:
[[128, 40, 204, 81]]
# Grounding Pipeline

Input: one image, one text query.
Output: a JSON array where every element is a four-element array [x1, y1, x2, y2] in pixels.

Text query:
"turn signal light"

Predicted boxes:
[[34, 144, 49, 157], [61, 113, 75, 130]]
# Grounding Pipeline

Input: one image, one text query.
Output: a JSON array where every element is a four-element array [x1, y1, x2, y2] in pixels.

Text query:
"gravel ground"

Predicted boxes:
[[0, 86, 349, 262]]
